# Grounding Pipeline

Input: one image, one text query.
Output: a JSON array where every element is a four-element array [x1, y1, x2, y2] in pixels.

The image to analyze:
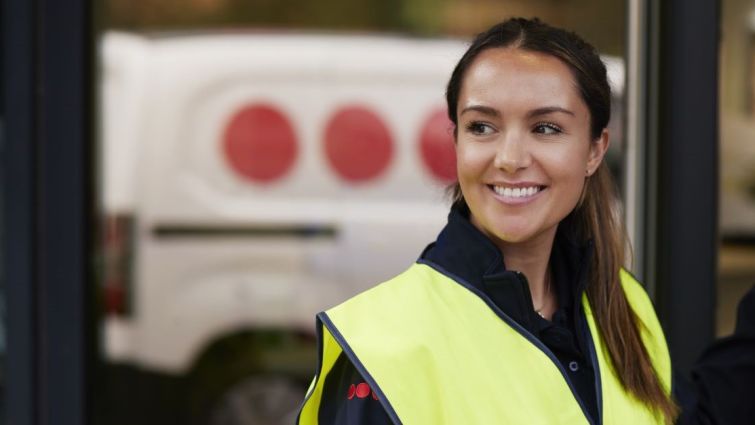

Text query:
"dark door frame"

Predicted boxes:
[[3, 0, 93, 423], [642, 0, 720, 373]]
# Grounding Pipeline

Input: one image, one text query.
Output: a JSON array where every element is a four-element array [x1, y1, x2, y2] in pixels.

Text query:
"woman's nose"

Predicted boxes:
[[493, 131, 531, 173]]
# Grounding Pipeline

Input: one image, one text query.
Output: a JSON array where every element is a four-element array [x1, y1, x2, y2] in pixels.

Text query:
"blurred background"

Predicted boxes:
[[1, 0, 753, 424], [93, 0, 753, 424]]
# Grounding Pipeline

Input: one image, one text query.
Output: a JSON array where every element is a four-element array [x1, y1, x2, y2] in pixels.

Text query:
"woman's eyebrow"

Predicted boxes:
[[459, 104, 500, 118], [527, 106, 575, 118]]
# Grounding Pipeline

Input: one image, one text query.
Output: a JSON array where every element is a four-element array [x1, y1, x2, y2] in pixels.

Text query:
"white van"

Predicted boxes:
[[99, 31, 468, 423]]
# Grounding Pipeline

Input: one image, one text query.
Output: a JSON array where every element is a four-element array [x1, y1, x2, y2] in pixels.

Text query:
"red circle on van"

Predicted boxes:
[[324, 106, 393, 183], [419, 109, 456, 182], [223, 104, 297, 183]]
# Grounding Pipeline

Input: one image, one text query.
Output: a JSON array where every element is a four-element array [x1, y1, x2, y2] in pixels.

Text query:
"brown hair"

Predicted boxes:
[[446, 18, 677, 422]]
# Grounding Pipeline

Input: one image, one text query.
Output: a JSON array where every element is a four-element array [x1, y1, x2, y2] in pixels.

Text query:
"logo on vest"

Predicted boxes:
[[347, 382, 379, 400]]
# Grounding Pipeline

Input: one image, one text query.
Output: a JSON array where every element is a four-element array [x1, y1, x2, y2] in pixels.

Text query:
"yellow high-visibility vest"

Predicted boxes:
[[298, 263, 671, 424]]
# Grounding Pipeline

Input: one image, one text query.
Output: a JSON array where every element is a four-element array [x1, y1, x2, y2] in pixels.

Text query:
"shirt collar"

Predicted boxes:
[[419, 203, 506, 287], [419, 203, 593, 332]]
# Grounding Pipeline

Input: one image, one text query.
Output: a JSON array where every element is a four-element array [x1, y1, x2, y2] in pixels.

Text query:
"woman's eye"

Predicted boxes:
[[465, 122, 494, 135], [533, 123, 562, 135]]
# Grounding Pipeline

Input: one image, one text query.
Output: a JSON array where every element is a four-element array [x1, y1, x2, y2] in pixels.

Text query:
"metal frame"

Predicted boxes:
[[626, 0, 718, 373], [3, 0, 36, 421], [651, 0, 719, 373], [3, 0, 93, 423], [625, 0, 654, 288]]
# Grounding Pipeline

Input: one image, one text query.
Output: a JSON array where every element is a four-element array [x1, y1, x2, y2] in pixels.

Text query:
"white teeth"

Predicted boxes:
[[493, 185, 541, 198]]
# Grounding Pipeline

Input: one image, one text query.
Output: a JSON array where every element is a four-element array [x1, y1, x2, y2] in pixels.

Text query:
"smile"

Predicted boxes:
[[491, 184, 545, 197], [488, 184, 547, 204]]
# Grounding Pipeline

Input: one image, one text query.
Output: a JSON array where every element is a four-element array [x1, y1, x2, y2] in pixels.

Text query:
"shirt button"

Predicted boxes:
[[569, 361, 579, 372]]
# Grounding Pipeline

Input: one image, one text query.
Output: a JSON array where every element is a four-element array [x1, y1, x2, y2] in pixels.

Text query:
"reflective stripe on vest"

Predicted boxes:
[[298, 263, 671, 424]]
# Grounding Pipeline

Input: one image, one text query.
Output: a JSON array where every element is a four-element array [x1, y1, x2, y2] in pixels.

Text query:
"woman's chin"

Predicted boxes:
[[485, 221, 558, 248], [493, 230, 535, 245]]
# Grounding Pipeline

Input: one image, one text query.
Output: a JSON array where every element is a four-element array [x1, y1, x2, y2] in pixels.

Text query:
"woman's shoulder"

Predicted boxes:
[[618, 267, 672, 388], [318, 263, 439, 365], [617, 267, 664, 330], [327, 262, 435, 315], [619, 268, 649, 294], [618, 268, 656, 314]]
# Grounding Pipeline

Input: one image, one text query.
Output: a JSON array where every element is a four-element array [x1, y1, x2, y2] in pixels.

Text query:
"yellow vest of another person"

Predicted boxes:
[[298, 263, 672, 425]]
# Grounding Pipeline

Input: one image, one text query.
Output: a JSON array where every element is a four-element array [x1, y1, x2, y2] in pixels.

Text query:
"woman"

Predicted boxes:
[[298, 17, 675, 424]]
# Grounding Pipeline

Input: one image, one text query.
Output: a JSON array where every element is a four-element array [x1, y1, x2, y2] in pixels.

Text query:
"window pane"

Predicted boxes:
[[718, 0, 755, 336], [93, 1, 625, 423]]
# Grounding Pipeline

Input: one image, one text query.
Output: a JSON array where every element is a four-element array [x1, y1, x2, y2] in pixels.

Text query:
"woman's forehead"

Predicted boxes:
[[459, 48, 584, 115]]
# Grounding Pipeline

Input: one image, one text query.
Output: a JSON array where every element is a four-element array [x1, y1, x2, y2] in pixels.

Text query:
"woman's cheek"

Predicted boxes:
[[456, 140, 492, 177]]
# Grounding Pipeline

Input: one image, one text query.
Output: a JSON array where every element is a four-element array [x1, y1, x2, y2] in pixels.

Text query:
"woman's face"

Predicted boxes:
[[455, 47, 608, 248]]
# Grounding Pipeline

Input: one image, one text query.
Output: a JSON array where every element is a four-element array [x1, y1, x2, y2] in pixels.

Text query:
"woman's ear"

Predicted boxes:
[[586, 128, 609, 176]]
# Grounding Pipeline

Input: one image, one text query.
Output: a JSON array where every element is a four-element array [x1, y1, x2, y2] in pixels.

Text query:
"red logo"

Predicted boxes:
[[347, 382, 379, 400]]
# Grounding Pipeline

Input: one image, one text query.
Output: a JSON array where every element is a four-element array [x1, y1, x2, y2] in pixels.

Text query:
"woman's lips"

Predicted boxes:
[[487, 184, 547, 205]]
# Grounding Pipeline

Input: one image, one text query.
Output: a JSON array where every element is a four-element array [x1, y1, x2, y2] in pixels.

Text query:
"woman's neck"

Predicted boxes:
[[497, 229, 559, 318], [467, 213, 560, 318]]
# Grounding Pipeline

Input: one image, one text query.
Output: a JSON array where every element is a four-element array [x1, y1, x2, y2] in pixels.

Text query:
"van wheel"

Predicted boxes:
[[208, 374, 305, 425]]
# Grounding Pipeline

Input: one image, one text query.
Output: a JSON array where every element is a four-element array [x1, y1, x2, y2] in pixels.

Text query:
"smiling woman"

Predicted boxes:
[[297, 18, 677, 425], [441, 18, 678, 423]]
